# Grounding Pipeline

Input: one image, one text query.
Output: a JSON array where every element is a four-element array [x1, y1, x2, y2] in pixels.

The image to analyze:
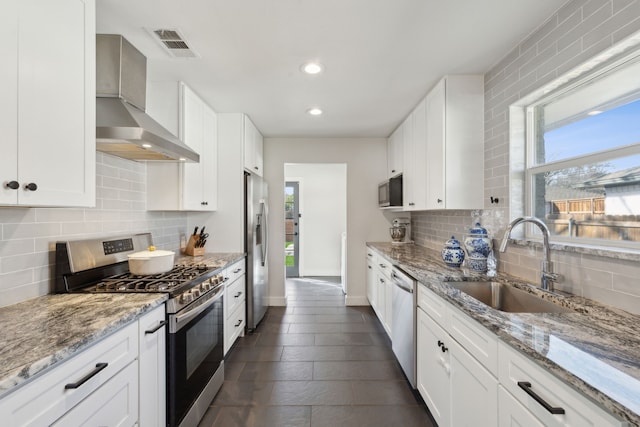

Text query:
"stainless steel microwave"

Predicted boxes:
[[379, 175, 403, 207]]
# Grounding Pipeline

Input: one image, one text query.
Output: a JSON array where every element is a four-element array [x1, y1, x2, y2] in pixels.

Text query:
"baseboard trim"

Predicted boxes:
[[345, 295, 370, 306], [266, 296, 287, 306]]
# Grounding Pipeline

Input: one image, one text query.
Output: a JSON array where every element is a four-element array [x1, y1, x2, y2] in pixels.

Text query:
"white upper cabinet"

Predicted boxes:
[[404, 98, 428, 211], [243, 116, 264, 176], [0, 0, 95, 207], [387, 125, 403, 178], [425, 75, 484, 210], [146, 82, 217, 211]]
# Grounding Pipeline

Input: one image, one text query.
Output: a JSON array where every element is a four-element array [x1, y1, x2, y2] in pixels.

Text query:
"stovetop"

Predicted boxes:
[[90, 264, 213, 293]]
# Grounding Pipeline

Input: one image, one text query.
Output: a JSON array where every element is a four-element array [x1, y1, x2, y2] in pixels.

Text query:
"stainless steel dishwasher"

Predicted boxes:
[[390, 266, 417, 388]]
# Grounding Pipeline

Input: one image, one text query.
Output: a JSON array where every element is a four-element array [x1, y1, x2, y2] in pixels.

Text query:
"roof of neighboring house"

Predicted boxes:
[[577, 166, 640, 189]]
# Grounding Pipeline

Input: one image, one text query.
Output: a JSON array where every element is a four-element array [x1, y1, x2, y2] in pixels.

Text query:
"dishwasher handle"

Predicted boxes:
[[391, 271, 414, 293]]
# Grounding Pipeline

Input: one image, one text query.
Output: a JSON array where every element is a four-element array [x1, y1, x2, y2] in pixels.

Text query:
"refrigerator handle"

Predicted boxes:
[[260, 200, 268, 266]]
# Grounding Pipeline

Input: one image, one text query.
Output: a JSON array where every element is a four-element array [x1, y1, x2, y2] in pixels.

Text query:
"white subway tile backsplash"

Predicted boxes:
[[0, 153, 193, 307]]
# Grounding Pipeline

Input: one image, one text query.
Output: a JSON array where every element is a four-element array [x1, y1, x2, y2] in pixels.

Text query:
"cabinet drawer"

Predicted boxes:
[[224, 302, 246, 355], [498, 342, 624, 427], [51, 361, 138, 427], [0, 322, 138, 426], [376, 256, 393, 278], [226, 275, 246, 319], [448, 305, 498, 376], [226, 259, 246, 284], [417, 283, 448, 329]]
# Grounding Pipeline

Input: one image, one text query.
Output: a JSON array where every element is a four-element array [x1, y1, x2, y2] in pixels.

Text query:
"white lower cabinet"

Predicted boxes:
[[366, 254, 377, 310], [224, 260, 246, 355], [0, 304, 166, 426], [498, 385, 545, 427], [417, 306, 497, 427], [498, 341, 624, 427], [416, 282, 625, 427], [138, 304, 166, 427], [51, 361, 138, 427]]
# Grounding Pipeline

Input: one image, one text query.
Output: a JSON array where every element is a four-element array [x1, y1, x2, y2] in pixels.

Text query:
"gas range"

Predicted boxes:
[[54, 233, 225, 314]]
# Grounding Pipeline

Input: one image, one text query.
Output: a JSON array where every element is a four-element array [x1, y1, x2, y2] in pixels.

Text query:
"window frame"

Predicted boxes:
[[521, 49, 640, 251]]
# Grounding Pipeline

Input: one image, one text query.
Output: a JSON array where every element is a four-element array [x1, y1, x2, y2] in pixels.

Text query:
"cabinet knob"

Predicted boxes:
[[25, 182, 38, 191], [437, 199, 442, 203], [254, 166, 259, 170], [409, 202, 415, 206], [391, 169, 396, 173], [234, 320, 242, 327], [5, 181, 19, 190]]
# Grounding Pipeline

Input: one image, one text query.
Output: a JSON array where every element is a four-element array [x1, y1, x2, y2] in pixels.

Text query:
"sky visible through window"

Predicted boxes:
[[543, 99, 640, 171]]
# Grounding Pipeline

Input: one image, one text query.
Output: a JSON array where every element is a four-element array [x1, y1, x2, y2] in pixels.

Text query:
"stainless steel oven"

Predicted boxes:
[[168, 283, 224, 427], [55, 233, 229, 427]]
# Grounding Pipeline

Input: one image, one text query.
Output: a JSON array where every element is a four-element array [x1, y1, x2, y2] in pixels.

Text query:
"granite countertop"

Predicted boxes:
[[0, 252, 245, 399], [368, 242, 640, 426]]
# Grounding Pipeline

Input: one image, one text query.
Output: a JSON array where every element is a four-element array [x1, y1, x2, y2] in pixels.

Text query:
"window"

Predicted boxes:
[[524, 52, 640, 248]]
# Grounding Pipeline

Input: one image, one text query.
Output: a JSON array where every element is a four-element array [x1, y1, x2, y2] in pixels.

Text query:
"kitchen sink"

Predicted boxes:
[[447, 281, 573, 313]]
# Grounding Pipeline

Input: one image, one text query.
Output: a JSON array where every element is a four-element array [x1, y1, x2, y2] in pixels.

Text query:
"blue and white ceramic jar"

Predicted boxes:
[[441, 236, 465, 268], [464, 223, 492, 258], [464, 223, 492, 272]]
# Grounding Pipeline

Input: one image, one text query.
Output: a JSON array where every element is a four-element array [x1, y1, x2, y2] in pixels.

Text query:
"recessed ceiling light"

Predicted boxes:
[[307, 107, 323, 116], [142, 143, 152, 148], [179, 157, 187, 161], [587, 110, 603, 116], [302, 62, 323, 75]]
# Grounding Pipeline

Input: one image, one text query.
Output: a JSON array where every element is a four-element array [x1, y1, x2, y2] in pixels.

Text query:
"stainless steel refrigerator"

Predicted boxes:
[[245, 171, 269, 331]]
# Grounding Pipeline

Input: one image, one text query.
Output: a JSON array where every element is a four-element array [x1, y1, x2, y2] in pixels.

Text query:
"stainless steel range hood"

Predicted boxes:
[[96, 34, 199, 162]]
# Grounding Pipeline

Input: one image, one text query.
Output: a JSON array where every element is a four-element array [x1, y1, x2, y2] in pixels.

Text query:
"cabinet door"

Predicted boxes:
[[426, 78, 445, 209], [401, 116, 415, 210], [417, 307, 450, 427], [0, 1, 18, 205], [201, 105, 218, 210], [387, 126, 403, 178], [254, 125, 264, 176], [407, 97, 427, 210], [498, 386, 545, 427], [366, 260, 377, 309], [52, 362, 138, 427], [181, 84, 206, 210], [17, 0, 95, 207], [449, 337, 498, 427], [138, 305, 166, 427]]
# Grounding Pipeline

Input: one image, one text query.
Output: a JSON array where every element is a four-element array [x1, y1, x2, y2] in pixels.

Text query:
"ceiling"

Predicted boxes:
[[96, 0, 563, 138]]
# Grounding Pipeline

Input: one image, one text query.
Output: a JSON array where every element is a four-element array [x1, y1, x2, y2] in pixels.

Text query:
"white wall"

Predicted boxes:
[[265, 138, 392, 306], [285, 163, 347, 277]]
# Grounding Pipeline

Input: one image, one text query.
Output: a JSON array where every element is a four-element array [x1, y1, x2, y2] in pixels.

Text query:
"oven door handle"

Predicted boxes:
[[170, 286, 224, 333]]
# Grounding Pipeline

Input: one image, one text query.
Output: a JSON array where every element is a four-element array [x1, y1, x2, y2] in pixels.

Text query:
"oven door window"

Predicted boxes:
[[168, 295, 223, 426]]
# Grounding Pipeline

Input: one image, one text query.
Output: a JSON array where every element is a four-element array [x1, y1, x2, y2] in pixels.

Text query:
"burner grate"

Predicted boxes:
[[91, 264, 213, 293]]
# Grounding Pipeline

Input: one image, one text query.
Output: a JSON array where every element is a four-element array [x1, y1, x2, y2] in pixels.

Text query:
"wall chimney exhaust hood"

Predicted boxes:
[[96, 34, 199, 162]]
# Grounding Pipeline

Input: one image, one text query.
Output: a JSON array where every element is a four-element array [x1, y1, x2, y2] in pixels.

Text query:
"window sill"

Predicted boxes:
[[505, 238, 640, 262]]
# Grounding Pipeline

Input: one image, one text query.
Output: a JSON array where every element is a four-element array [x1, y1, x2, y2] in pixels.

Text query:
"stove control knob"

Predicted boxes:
[[192, 289, 201, 298], [201, 282, 210, 292], [181, 292, 194, 304]]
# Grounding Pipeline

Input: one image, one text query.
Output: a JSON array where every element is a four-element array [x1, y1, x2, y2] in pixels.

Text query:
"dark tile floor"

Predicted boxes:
[[198, 277, 435, 427]]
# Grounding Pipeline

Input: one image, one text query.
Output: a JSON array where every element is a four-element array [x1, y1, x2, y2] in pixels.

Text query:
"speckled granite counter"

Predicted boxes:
[[0, 251, 245, 399], [368, 242, 640, 426], [0, 293, 166, 398]]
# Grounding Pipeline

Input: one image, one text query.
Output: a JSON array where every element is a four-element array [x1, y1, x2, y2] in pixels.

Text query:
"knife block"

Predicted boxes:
[[185, 235, 205, 256]]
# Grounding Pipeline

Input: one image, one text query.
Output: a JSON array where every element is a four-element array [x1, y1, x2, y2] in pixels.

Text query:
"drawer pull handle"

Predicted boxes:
[[145, 320, 167, 334], [233, 268, 242, 273], [65, 363, 108, 389], [517, 381, 565, 415], [234, 292, 242, 298], [235, 320, 242, 327]]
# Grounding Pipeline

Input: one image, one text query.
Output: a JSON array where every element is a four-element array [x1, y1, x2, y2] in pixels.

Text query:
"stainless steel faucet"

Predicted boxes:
[[499, 216, 560, 292]]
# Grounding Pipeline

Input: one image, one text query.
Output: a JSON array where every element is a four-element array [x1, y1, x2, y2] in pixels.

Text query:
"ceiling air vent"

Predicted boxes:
[[150, 28, 199, 58]]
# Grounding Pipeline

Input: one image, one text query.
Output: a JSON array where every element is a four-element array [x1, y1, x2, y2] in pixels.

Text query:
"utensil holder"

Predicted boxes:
[[185, 235, 205, 256]]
